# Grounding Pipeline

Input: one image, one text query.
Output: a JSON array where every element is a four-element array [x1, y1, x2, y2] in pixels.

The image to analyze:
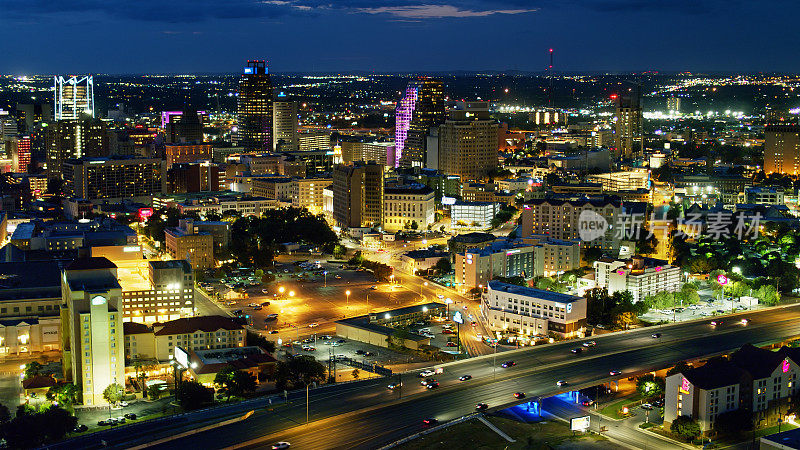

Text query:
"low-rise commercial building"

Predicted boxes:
[[184, 346, 276, 385], [400, 248, 449, 274], [451, 201, 499, 231], [586, 169, 650, 192], [165, 219, 214, 269], [455, 239, 535, 289], [593, 256, 681, 303], [480, 281, 587, 338], [745, 186, 785, 205], [520, 198, 623, 251], [120, 260, 195, 324], [335, 303, 445, 350], [383, 185, 436, 232]]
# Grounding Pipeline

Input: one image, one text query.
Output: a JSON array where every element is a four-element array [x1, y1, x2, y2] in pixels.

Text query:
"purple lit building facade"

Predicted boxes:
[[394, 78, 445, 168]]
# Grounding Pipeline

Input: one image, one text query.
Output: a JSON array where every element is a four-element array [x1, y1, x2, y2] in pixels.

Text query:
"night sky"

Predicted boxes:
[[1, 0, 796, 74]]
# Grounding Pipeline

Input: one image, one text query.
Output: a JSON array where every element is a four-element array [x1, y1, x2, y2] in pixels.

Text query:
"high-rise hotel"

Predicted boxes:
[[395, 78, 445, 168]]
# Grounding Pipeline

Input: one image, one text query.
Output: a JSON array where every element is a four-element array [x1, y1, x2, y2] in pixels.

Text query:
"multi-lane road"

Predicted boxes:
[[123, 304, 800, 450]]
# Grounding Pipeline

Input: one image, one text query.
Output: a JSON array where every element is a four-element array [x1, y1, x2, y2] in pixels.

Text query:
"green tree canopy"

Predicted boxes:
[[214, 366, 257, 399], [272, 355, 326, 390], [177, 380, 213, 410], [102, 383, 125, 406], [670, 415, 701, 441]]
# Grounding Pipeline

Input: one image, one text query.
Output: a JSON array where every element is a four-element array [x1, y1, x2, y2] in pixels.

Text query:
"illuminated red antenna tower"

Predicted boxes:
[[548, 48, 554, 107]]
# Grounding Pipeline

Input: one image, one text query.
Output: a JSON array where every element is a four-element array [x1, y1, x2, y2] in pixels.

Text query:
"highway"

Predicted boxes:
[[124, 304, 800, 450]]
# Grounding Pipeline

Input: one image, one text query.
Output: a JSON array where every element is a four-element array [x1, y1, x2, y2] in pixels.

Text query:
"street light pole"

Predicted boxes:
[[306, 383, 310, 425]]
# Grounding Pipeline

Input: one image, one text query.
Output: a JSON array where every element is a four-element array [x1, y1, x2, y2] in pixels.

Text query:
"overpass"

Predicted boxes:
[[61, 304, 800, 449]]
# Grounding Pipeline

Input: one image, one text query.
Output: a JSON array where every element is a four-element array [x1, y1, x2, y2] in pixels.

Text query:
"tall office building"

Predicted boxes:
[[297, 131, 331, 152], [62, 157, 167, 202], [45, 118, 108, 178], [54, 75, 95, 120], [332, 161, 384, 229], [164, 109, 204, 144], [8, 135, 31, 172], [613, 84, 642, 159], [395, 78, 445, 168], [437, 101, 499, 181], [666, 97, 681, 114], [60, 257, 125, 406], [237, 60, 273, 151], [273, 99, 298, 151], [764, 124, 800, 175]]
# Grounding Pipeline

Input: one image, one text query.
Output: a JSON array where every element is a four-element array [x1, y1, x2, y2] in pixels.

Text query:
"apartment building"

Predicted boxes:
[[124, 315, 246, 362], [593, 256, 681, 303], [455, 239, 535, 289]]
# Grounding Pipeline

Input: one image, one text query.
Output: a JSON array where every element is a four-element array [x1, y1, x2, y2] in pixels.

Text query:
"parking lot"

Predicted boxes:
[[639, 293, 762, 324], [197, 259, 426, 334]]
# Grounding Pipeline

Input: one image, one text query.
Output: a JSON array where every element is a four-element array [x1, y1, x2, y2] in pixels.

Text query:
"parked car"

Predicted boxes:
[[124, 413, 137, 420], [73, 424, 88, 432]]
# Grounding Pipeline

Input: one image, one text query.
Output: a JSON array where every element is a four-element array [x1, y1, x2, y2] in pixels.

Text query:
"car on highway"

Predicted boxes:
[[309, 323, 319, 328], [436, 294, 445, 299], [741, 318, 749, 325], [475, 402, 488, 411], [262, 289, 270, 294], [271, 442, 291, 450], [501, 361, 516, 368], [419, 369, 436, 377], [556, 380, 568, 386], [268, 330, 279, 334], [370, 285, 378, 290], [609, 370, 622, 376], [710, 320, 721, 326], [571, 347, 583, 354], [387, 382, 401, 390], [514, 392, 526, 399], [426, 381, 440, 389], [651, 333, 661, 338], [459, 375, 472, 381], [582, 340, 597, 347], [422, 418, 439, 426], [420, 378, 436, 386]]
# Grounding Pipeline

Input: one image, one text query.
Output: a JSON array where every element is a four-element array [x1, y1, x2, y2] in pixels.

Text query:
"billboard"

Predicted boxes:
[[570, 416, 590, 431], [174, 346, 190, 369]]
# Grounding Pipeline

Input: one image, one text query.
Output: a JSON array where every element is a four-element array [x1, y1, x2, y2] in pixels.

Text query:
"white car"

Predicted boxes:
[[119, 401, 129, 407], [272, 443, 291, 450], [436, 294, 445, 299], [556, 380, 568, 387], [419, 369, 436, 377], [308, 323, 319, 328]]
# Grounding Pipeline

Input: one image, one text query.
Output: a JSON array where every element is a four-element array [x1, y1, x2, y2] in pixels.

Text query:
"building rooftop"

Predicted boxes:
[[385, 185, 435, 196], [468, 239, 532, 257], [681, 359, 748, 390], [336, 302, 446, 340], [760, 426, 800, 449], [154, 315, 244, 336], [190, 346, 276, 374], [488, 280, 583, 303], [404, 249, 449, 260], [449, 232, 497, 244], [729, 344, 785, 380], [0, 261, 63, 300], [123, 322, 151, 335], [149, 260, 192, 272], [66, 257, 117, 271], [453, 201, 498, 207]]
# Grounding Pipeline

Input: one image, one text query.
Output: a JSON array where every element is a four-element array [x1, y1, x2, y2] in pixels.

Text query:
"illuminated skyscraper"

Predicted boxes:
[[765, 124, 800, 175], [395, 78, 445, 168], [237, 60, 273, 151], [54, 75, 95, 120], [45, 118, 108, 179], [437, 101, 499, 181], [612, 83, 642, 159], [273, 98, 298, 151]]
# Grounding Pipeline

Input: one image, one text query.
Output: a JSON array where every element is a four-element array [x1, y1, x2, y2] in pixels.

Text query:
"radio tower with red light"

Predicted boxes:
[[548, 48, 554, 107]]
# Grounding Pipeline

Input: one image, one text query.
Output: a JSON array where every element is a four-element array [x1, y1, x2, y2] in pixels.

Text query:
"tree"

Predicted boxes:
[[102, 383, 125, 406], [177, 380, 213, 410], [714, 409, 753, 436], [147, 384, 162, 401], [666, 361, 692, 377], [246, 331, 277, 353], [434, 258, 451, 275], [2, 405, 76, 448], [23, 362, 43, 380], [46, 383, 78, 410], [272, 355, 326, 390], [214, 366, 257, 400], [410, 221, 419, 230], [636, 374, 665, 399], [0, 404, 9, 424], [670, 415, 701, 441]]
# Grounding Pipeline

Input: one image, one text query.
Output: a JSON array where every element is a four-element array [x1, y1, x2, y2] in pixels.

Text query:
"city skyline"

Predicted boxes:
[[1, 0, 797, 74]]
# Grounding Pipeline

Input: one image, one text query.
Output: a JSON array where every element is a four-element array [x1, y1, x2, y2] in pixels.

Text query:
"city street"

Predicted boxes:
[[75, 303, 800, 450]]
